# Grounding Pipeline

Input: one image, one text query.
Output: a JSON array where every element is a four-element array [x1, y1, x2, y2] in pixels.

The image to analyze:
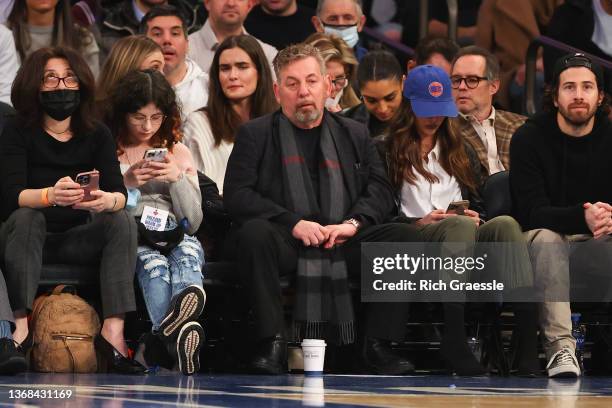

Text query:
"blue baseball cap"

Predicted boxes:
[[404, 65, 458, 118]]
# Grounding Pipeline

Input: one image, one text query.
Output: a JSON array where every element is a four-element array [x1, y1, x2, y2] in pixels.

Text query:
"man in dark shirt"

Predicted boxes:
[[224, 43, 422, 375], [244, 0, 315, 50], [510, 53, 612, 378]]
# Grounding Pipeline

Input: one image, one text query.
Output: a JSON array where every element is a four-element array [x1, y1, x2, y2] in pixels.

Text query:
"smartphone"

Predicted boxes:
[[75, 169, 100, 202], [446, 200, 470, 215], [143, 148, 168, 162]]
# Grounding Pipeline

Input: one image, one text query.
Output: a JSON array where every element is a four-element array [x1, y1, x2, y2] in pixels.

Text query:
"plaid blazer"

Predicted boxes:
[[453, 109, 527, 174]]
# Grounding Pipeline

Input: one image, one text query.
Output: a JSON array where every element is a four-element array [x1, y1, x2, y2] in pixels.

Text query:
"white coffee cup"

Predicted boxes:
[[301, 339, 326, 375]]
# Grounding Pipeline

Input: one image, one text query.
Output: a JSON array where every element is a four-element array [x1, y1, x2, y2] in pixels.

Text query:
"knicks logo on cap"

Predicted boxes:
[[428, 82, 443, 97]]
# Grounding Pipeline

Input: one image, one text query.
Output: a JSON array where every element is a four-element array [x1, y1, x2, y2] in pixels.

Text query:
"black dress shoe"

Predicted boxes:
[[0, 338, 27, 375], [249, 334, 288, 375], [361, 337, 415, 375], [96, 336, 148, 375]]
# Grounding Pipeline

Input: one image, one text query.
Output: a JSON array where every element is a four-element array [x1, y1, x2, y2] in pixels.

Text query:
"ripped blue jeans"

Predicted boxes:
[[136, 234, 205, 331]]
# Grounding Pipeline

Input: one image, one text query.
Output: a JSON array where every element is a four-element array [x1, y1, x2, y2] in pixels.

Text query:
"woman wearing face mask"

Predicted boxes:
[[96, 35, 165, 124], [182, 35, 277, 194], [111, 69, 206, 376], [304, 32, 361, 113], [0, 47, 146, 374], [380, 65, 538, 376], [344, 50, 405, 139]]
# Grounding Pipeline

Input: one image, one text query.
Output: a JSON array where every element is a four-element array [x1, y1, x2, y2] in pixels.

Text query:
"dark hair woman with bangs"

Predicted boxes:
[[0, 46, 145, 374], [111, 69, 205, 376]]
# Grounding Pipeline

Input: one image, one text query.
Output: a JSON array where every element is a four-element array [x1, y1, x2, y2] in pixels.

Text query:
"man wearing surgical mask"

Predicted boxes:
[[312, 0, 368, 62]]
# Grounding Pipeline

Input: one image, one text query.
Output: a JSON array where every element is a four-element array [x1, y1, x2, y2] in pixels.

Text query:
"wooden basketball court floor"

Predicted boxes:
[[1, 373, 612, 407]]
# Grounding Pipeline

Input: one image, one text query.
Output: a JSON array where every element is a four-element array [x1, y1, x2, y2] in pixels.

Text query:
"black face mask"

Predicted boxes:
[[39, 90, 80, 121]]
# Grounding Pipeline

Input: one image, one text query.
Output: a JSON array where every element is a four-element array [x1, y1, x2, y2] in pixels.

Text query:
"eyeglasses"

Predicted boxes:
[[331, 76, 348, 89], [127, 113, 166, 127], [42, 75, 79, 88], [450, 76, 488, 89]]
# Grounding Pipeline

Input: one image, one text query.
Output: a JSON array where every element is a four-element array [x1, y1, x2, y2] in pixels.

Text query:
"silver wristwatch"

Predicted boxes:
[[343, 218, 361, 231]]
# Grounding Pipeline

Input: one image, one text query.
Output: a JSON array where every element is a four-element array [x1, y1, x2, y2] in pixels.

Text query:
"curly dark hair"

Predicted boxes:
[[109, 69, 182, 153]]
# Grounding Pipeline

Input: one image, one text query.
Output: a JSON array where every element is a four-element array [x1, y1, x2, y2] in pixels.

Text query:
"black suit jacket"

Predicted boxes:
[[223, 110, 397, 232]]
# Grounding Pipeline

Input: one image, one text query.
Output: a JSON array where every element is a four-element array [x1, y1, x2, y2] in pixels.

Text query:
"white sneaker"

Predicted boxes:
[[546, 347, 580, 378]]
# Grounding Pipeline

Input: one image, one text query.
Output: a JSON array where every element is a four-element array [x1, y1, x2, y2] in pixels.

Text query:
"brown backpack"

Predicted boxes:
[[29, 285, 101, 373]]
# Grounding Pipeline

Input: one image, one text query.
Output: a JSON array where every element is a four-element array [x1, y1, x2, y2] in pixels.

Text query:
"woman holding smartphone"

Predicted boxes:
[[110, 69, 205, 376], [381, 65, 537, 376], [0, 47, 146, 374]]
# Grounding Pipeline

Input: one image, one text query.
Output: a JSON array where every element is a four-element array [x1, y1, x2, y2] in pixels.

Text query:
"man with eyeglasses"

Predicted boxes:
[[312, 0, 368, 61], [510, 53, 612, 377], [450, 46, 526, 176]]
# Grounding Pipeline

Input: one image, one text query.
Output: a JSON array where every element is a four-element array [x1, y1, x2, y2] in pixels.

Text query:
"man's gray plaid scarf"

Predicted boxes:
[[278, 114, 355, 345]]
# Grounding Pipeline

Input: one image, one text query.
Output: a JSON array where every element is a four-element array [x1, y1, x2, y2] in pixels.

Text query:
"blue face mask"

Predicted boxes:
[[323, 24, 360, 48]]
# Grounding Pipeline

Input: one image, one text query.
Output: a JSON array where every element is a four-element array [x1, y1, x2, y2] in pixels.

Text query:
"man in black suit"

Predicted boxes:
[[224, 43, 422, 375]]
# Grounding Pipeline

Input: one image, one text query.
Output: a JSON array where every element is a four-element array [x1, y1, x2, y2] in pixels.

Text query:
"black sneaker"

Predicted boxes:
[[176, 322, 204, 376], [158, 285, 206, 343], [0, 338, 27, 375]]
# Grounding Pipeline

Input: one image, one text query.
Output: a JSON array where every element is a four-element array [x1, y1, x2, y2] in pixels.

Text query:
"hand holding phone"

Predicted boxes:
[[143, 148, 168, 162], [75, 169, 100, 202], [446, 200, 470, 215]]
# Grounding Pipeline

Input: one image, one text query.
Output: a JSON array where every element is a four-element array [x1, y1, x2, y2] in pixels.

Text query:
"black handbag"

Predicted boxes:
[[137, 221, 185, 254]]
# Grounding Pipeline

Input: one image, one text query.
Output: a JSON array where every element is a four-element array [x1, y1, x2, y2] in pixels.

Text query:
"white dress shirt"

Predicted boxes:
[[400, 142, 463, 218], [461, 107, 505, 174]]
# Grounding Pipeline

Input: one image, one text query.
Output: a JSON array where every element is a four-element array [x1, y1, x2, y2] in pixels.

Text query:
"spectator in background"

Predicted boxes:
[[476, 0, 562, 112], [510, 53, 612, 378], [111, 69, 206, 376], [0, 25, 19, 106], [99, 0, 205, 64], [188, 0, 277, 75], [7, 0, 101, 77], [304, 33, 361, 112], [97, 35, 164, 123], [0, 47, 146, 374], [183, 35, 276, 194], [450, 46, 526, 175], [312, 0, 367, 61], [245, 0, 315, 50], [344, 50, 404, 139], [408, 35, 459, 74], [544, 0, 612, 97], [142, 5, 209, 120]]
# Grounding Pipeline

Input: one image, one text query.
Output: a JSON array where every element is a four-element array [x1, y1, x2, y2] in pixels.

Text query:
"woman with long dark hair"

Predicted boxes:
[[111, 69, 205, 376], [182, 35, 277, 194], [0, 47, 144, 374], [7, 0, 100, 76], [382, 65, 537, 376]]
